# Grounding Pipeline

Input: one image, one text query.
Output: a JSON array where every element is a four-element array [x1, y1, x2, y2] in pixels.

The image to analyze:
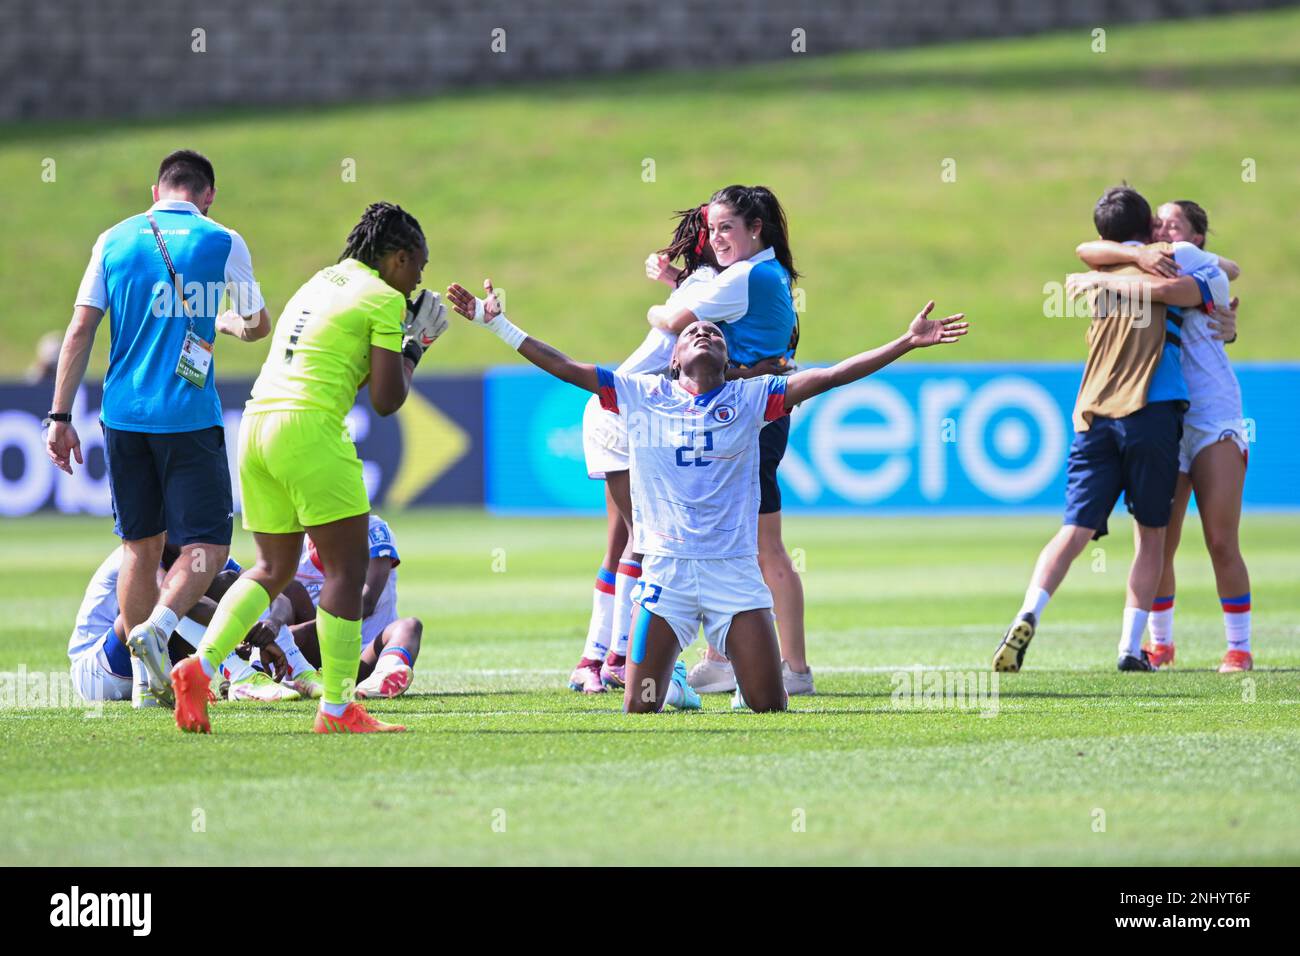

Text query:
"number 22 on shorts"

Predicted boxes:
[[632, 580, 662, 608]]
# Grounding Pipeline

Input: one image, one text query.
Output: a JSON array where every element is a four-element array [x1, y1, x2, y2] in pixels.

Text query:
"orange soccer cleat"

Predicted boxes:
[[172, 656, 212, 734], [1142, 642, 1176, 668], [1218, 649, 1253, 673], [313, 702, 407, 734]]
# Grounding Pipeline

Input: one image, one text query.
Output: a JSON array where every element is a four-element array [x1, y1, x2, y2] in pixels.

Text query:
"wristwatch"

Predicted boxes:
[[42, 411, 72, 429]]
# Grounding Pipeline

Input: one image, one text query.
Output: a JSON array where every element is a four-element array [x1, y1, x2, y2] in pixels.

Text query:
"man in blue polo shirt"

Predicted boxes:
[[45, 149, 270, 706]]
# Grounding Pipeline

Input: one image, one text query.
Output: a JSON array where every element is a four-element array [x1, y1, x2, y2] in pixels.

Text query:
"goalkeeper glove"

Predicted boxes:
[[402, 290, 449, 365]]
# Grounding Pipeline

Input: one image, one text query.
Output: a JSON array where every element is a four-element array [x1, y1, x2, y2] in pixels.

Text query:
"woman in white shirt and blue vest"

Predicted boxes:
[[645, 185, 812, 696]]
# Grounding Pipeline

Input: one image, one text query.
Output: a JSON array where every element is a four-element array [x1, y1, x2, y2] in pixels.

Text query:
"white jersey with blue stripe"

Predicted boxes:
[[296, 514, 399, 622], [597, 369, 788, 558], [1166, 242, 1240, 427], [685, 247, 796, 367], [68, 547, 123, 659]]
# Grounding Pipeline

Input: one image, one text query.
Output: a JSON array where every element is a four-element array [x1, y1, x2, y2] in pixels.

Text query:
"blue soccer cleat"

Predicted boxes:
[[668, 660, 702, 710]]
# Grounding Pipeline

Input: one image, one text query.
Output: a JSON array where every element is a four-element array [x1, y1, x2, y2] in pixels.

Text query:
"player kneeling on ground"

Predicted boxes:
[[448, 279, 967, 712], [284, 514, 423, 700], [69, 544, 289, 705]]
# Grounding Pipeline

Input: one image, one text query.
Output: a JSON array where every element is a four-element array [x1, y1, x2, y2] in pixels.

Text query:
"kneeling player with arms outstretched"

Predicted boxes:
[[448, 279, 967, 712]]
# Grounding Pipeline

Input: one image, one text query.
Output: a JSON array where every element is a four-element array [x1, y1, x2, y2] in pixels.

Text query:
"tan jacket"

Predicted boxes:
[[1072, 245, 1173, 430]]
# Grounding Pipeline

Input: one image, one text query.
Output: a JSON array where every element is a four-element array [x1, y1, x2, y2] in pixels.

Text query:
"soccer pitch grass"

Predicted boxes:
[[3, 8, 1300, 376], [1, 510, 1297, 865]]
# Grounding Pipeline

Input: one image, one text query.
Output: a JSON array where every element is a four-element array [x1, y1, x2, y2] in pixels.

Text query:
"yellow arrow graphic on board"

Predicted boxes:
[[385, 386, 469, 507]]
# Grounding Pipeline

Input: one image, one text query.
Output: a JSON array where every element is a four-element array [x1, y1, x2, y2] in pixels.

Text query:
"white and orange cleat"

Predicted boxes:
[[1142, 642, 1175, 669], [172, 656, 212, 734], [356, 663, 413, 700], [313, 702, 406, 734], [1218, 649, 1253, 673]]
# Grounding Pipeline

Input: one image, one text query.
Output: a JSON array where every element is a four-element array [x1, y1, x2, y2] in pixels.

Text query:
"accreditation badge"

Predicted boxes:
[[175, 328, 214, 388]]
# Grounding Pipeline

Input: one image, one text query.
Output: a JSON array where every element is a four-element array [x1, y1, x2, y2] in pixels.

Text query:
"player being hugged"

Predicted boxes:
[[448, 279, 968, 712], [170, 202, 447, 734]]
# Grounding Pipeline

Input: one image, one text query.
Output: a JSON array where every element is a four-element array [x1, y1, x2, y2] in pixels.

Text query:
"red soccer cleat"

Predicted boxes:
[[172, 656, 212, 734], [313, 702, 407, 734], [1218, 650, 1253, 673], [1142, 642, 1175, 668]]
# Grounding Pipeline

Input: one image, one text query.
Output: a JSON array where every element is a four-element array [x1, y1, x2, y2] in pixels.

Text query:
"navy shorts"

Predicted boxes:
[[1062, 401, 1184, 539], [758, 414, 789, 514], [102, 424, 233, 546]]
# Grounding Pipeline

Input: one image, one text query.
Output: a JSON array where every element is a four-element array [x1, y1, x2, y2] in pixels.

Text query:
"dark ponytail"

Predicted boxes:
[[708, 184, 800, 287], [1172, 199, 1210, 248], [339, 201, 425, 268]]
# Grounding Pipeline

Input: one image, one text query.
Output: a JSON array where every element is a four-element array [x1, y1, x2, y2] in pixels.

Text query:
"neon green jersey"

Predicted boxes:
[[247, 258, 404, 421]]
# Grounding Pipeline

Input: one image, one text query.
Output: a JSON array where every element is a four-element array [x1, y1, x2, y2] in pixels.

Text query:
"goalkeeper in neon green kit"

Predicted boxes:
[[171, 202, 447, 734]]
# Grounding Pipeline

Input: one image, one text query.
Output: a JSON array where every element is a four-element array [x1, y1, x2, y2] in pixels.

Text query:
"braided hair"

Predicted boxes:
[[339, 202, 425, 268], [657, 203, 715, 283]]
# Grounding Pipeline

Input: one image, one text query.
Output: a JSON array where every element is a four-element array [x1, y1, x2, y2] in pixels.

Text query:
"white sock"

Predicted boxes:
[[321, 700, 348, 717], [1018, 586, 1051, 622], [147, 605, 179, 637], [131, 657, 150, 688], [581, 569, 616, 662], [1224, 610, 1251, 653], [173, 615, 207, 650], [274, 625, 312, 677], [374, 650, 409, 675], [610, 560, 641, 658], [1119, 606, 1149, 659], [1148, 599, 1174, 647], [222, 652, 254, 683]]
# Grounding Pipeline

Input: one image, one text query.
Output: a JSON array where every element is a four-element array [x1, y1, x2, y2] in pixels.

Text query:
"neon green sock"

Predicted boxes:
[[197, 578, 271, 674], [317, 606, 362, 706]]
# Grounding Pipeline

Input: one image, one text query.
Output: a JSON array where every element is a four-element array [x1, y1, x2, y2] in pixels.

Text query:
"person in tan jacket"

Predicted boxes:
[[992, 186, 1213, 673]]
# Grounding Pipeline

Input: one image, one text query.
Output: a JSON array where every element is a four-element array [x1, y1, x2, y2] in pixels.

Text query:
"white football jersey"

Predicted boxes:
[[597, 369, 788, 558], [616, 267, 719, 376], [68, 547, 124, 659], [1168, 242, 1242, 428], [297, 514, 399, 623]]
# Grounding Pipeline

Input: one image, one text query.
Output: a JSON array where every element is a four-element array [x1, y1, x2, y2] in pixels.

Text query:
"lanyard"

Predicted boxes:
[[145, 212, 196, 328]]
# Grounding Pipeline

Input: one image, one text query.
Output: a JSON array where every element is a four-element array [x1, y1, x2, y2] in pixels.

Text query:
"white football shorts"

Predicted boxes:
[[631, 554, 773, 657], [361, 609, 397, 648], [1179, 419, 1248, 474], [582, 393, 628, 479], [69, 629, 133, 702]]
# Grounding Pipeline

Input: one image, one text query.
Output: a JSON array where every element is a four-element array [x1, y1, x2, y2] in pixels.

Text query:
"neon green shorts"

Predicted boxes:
[[238, 410, 369, 534]]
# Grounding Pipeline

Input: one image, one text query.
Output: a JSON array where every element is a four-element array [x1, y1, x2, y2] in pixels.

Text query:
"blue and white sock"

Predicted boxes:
[[580, 567, 616, 662], [1221, 593, 1251, 653], [1148, 595, 1174, 646], [609, 559, 641, 659]]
